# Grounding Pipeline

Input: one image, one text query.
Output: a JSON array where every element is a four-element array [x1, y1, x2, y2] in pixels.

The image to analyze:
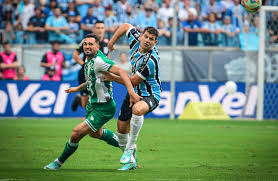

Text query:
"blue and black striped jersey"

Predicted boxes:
[[126, 27, 161, 102]]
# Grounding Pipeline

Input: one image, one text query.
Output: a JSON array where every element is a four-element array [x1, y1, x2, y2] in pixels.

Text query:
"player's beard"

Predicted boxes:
[[84, 49, 96, 58]]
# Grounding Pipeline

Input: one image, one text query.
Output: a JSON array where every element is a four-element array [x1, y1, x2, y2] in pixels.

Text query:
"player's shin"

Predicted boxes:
[[126, 114, 144, 149], [57, 139, 79, 164], [117, 132, 129, 152], [100, 128, 119, 148]]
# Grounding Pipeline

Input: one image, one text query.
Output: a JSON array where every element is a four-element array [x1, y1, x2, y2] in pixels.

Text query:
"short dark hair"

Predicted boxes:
[[142, 26, 159, 40], [94, 20, 105, 25], [51, 40, 60, 45], [2, 41, 10, 47], [85, 33, 100, 44]]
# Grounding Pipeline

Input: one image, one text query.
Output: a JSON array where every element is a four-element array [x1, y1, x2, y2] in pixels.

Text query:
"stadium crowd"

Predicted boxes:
[[1, 0, 278, 80], [0, 0, 277, 47]]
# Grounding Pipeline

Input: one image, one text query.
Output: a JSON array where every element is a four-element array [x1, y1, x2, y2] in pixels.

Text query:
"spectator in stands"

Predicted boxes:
[[93, 0, 105, 21], [14, 22, 25, 44], [119, 4, 136, 26], [183, 11, 203, 46], [26, 7, 47, 44], [168, 17, 184, 45], [40, 0, 57, 17], [113, 0, 129, 21], [3, 21, 15, 43], [104, 5, 118, 40], [15, 0, 35, 29], [80, 7, 98, 36], [202, 13, 221, 46], [42, 66, 61, 81], [76, 0, 94, 18], [145, 0, 160, 13], [265, 0, 278, 6], [136, 4, 157, 31], [157, 0, 174, 28], [102, 0, 114, 9], [62, 1, 81, 23], [116, 52, 132, 75], [14, 65, 29, 80], [157, 19, 170, 46], [0, 41, 18, 80], [66, 12, 81, 43], [201, 0, 225, 21], [178, 0, 198, 23], [45, 7, 74, 44], [40, 41, 66, 81], [219, 16, 240, 47], [57, 0, 70, 13], [1, 1, 15, 28], [267, 12, 278, 44], [225, 0, 246, 30]]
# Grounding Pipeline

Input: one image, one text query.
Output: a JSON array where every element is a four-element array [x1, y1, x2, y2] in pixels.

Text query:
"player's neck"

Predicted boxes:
[[139, 46, 149, 54], [86, 52, 98, 60]]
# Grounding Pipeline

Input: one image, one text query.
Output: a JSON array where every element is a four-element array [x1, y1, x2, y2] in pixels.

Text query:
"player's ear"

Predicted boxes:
[[154, 39, 158, 45]]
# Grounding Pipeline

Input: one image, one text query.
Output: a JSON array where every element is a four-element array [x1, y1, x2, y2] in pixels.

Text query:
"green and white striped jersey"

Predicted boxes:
[[84, 50, 115, 103]]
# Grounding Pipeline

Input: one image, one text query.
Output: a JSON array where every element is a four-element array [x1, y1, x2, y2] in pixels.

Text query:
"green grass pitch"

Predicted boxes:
[[0, 118, 278, 181]]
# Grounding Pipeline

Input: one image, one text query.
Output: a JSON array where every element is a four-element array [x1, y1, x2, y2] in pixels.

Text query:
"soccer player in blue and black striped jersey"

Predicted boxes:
[[103, 23, 161, 170]]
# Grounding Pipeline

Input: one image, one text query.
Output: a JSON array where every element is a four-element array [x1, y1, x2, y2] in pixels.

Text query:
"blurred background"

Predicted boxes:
[[0, 0, 278, 120]]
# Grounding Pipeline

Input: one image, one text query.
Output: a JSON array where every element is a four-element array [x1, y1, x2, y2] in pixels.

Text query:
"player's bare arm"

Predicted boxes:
[[65, 82, 87, 93], [101, 72, 142, 87], [73, 50, 85, 65], [108, 23, 133, 52], [109, 65, 142, 105]]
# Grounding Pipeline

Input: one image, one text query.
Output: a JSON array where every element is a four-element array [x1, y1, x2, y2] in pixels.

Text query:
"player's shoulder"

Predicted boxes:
[[127, 26, 140, 39]]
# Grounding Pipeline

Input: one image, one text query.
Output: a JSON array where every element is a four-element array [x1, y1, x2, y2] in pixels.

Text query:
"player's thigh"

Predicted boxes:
[[132, 101, 149, 116], [132, 96, 159, 116]]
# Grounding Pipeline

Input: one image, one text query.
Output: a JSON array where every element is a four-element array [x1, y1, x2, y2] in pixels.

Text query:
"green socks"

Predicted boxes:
[[100, 128, 119, 148], [57, 129, 118, 164], [58, 140, 79, 163]]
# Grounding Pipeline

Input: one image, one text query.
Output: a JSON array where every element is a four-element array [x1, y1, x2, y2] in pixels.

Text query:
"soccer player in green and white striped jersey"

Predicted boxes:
[[44, 33, 142, 170]]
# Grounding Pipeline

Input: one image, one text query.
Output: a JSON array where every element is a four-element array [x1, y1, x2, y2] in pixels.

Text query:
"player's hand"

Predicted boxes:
[[65, 87, 79, 93], [129, 93, 142, 107], [108, 42, 115, 52]]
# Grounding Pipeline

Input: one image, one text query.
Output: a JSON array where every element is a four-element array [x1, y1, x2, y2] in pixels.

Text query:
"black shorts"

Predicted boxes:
[[78, 64, 88, 96], [118, 94, 159, 121]]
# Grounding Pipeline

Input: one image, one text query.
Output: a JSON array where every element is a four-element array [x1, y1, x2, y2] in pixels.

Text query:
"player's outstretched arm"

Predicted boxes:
[[108, 23, 133, 52], [101, 72, 142, 87], [109, 65, 142, 105], [65, 83, 87, 93]]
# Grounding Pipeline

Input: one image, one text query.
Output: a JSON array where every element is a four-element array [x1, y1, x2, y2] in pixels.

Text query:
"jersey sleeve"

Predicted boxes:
[[94, 56, 115, 72], [126, 26, 140, 48]]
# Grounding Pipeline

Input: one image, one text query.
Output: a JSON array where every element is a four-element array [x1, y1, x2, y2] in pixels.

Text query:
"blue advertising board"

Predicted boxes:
[[0, 81, 277, 119]]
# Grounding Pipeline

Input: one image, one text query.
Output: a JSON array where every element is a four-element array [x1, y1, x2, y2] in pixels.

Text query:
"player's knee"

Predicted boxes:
[[132, 106, 144, 116], [89, 131, 102, 139]]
